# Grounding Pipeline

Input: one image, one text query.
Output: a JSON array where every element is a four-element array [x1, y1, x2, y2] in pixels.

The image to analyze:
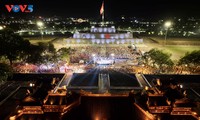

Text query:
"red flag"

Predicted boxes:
[[100, 1, 104, 15]]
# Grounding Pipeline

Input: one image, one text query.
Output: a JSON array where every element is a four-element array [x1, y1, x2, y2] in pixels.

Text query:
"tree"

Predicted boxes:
[[142, 48, 174, 73], [26, 44, 44, 64], [179, 50, 200, 66], [26, 42, 57, 64], [39, 42, 57, 64], [57, 47, 73, 63], [178, 50, 200, 73], [19, 39, 31, 61], [0, 29, 31, 65], [0, 63, 13, 82], [48, 42, 56, 53]]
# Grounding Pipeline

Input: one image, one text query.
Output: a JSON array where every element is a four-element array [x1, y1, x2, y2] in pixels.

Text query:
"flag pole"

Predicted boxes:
[[102, 1, 104, 25], [102, 9, 104, 23], [100, 1, 104, 26]]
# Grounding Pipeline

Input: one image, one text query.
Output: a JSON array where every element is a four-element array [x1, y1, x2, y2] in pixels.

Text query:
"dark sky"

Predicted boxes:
[[0, 0, 200, 19]]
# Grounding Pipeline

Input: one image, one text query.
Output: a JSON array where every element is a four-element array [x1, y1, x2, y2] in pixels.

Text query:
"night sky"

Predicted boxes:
[[0, 0, 200, 19]]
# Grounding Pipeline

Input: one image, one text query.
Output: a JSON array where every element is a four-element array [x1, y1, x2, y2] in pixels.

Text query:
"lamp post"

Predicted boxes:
[[0, 26, 3, 30], [164, 21, 172, 46], [0, 25, 5, 30], [37, 21, 44, 40]]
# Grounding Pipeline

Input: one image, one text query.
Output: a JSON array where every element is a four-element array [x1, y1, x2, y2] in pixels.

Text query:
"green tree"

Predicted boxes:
[[26, 44, 44, 64], [26, 42, 56, 64], [19, 39, 31, 61], [0, 29, 31, 65], [178, 50, 200, 73], [0, 63, 13, 82], [57, 47, 73, 63], [48, 42, 56, 53], [142, 48, 174, 73], [179, 50, 200, 65]]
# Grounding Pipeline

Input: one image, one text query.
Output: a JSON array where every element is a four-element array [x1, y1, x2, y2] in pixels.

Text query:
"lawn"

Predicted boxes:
[[142, 36, 200, 60], [25, 36, 57, 44], [162, 45, 200, 60]]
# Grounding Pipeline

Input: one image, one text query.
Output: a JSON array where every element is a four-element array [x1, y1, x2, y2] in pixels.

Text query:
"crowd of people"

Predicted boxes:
[[12, 43, 143, 74], [69, 45, 141, 64]]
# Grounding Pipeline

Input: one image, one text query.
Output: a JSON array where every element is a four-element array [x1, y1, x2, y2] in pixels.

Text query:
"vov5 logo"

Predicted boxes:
[[5, 5, 33, 12]]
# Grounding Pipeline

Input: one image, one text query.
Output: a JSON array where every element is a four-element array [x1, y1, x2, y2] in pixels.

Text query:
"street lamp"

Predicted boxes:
[[164, 21, 172, 46], [0, 25, 5, 30], [37, 21, 44, 40], [0, 26, 3, 30]]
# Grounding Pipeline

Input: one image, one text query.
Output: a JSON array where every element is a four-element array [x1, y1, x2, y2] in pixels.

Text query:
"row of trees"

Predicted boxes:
[[142, 48, 200, 74], [0, 29, 73, 81], [0, 29, 74, 65]]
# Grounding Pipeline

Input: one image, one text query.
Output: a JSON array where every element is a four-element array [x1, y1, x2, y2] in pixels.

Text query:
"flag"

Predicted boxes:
[[100, 1, 104, 15]]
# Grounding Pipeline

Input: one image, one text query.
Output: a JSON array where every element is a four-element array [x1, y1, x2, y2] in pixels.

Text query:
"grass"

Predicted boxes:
[[143, 36, 200, 61], [25, 36, 57, 44], [162, 45, 200, 60]]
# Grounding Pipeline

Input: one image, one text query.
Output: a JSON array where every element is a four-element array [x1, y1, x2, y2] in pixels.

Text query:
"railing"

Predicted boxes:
[[141, 74, 152, 87]]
